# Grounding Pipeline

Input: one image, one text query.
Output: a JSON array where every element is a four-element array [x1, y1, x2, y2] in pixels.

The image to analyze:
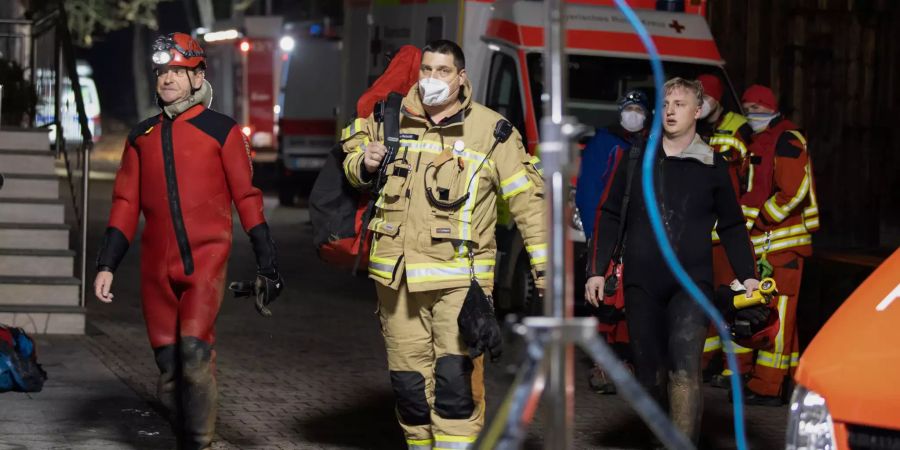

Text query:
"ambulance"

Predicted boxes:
[[342, 0, 740, 313], [276, 28, 342, 205], [787, 249, 900, 449]]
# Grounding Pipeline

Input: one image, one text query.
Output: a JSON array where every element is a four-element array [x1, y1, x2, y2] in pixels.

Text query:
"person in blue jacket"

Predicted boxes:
[[575, 89, 650, 241]]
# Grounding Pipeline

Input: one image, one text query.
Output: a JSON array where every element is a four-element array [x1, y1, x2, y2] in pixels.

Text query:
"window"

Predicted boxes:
[[526, 53, 738, 130], [485, 52, 526, 138]]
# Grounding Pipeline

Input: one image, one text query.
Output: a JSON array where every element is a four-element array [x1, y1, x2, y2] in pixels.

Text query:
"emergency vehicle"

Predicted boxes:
[[35, 60, 102, 144], [788, 249, 900, 450], [201, 16, 286, 163], [202, 18, 342, 205], [342, 0, 739, 313], [275, 26, 342, 205]]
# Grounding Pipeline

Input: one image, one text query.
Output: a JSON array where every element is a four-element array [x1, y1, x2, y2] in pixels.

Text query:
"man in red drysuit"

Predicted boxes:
[[93, 32, 283, 450]]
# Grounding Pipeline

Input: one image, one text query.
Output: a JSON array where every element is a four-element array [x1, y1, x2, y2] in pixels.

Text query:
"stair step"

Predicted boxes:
[[0, 305, 85, 335], [0, 129, 51, 151], [0, 249, 75, 277], [0, 198, 65, 224], [0, 173, 60, 199], [0, 275, 80, 307], [0, 149, 56, 176], [0, 223, 70, 250]]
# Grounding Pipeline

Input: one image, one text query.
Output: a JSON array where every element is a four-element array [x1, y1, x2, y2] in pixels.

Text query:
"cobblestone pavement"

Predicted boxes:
[[82, 180, 788, 449]]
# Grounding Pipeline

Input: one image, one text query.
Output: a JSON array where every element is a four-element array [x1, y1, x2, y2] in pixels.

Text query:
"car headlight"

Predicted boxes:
[[786, 385, 837, 450]]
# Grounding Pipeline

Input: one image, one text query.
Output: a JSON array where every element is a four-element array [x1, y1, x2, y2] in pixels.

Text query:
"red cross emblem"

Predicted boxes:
[[669, 20, 686, 33]]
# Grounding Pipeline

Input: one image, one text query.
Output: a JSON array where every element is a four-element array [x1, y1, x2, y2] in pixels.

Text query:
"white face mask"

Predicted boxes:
[[620, 110, 646, 132], [699, 98, 714, 119], [747, 112, 778, 132], [419, 77, 453, 106]]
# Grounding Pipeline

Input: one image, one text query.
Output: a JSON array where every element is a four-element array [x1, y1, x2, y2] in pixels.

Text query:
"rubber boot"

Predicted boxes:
[[179, 337, 217, 450], [153, 345, 181, 435]]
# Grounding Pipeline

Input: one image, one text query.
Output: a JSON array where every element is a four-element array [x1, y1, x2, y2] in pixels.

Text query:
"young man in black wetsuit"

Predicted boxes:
[[584, 77, 760, 443]]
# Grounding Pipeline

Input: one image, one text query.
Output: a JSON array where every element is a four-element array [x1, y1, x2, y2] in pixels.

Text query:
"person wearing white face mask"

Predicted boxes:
[[574, 89, 649, 394], [737, 84, 819, 407], [341, 40, 546, 449], [576, 89, 650, 243]]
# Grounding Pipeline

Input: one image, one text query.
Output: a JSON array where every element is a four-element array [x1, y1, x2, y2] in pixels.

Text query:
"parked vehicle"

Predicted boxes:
[[35, 60, 102, 144], [787, 248, 900, 450]]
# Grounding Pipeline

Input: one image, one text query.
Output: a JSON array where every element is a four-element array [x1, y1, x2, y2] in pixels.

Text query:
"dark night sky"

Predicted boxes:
[[76, 2, 193, 123]]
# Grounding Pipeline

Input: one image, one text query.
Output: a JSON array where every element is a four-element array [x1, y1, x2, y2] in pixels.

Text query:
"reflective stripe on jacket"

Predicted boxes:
[[741, 117, 818, 257]]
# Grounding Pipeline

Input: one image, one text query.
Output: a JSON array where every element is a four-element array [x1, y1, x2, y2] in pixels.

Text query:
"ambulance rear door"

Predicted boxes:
[[279, 36, 342, 173]]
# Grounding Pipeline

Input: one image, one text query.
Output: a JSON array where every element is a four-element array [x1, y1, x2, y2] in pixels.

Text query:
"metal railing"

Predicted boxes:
[[1, 5, 93, 308]]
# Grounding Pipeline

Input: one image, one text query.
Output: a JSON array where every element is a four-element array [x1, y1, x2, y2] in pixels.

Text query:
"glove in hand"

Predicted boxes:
[[229, 272, 284, 317]]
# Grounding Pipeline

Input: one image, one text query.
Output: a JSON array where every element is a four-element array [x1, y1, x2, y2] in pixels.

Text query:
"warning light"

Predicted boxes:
[[242, 126, 252, 136], [239, 41, 251, 52]]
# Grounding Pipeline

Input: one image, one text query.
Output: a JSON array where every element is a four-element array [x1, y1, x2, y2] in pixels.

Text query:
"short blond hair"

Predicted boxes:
[[664, 77, 704, 106]]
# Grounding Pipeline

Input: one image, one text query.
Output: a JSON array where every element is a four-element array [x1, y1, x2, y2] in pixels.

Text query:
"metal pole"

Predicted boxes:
[[0, 84, 4, 125], [54, 30, 62, 156], [80, 142, 89, 308], [540, 0, 574, 448], [29, 21, 36, 128]]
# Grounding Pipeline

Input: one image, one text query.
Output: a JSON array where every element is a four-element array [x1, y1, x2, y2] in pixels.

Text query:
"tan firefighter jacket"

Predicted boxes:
[[341, 81, 546, 292]]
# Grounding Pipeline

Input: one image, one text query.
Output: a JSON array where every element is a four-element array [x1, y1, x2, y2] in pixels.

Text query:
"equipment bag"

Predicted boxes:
[[0, 324, 47, 393], [310, 144, 372, 272], [309, 93, 403, 273]]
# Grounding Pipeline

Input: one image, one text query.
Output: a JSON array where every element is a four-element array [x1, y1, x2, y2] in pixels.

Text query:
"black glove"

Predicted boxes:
[[713, 284, 765, 339], [587, 302, 624, 324], [733, 305, 771, 338], [229, 272, 284, 317], [248, 223, 278, 276], [458, 280, 503, 361]]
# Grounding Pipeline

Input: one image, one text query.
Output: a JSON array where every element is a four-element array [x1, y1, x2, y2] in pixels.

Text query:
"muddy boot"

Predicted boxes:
[[153, 345, 181, 434], [179, 337, 217, 450]]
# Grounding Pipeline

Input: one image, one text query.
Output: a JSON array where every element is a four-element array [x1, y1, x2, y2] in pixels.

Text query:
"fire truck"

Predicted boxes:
[[342, 0, 737, 313], [202, 16, 285, 163]]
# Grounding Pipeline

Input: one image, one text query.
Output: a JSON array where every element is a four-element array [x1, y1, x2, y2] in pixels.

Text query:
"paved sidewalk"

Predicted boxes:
[[0, 335, 175, 450]]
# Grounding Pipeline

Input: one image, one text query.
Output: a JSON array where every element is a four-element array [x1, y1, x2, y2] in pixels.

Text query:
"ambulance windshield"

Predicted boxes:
[[525, 53, 741, 129]]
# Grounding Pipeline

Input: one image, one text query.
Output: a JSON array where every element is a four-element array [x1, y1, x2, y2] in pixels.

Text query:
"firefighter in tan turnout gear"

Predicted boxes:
[[342, 40, 546, 449]]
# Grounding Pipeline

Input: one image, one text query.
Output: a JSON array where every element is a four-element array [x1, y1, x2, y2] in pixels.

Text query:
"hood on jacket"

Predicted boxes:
[[160, 79, 213, 119]]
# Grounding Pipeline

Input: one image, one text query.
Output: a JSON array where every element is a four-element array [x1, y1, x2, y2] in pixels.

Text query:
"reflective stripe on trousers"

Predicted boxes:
[[434, 434, 476, 450], [408, 438, 434, 450]]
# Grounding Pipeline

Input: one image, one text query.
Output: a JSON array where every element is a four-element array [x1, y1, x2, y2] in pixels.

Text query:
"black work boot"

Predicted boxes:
[[709, 373, 730, 389], [153, 345, 181, 433], [179, 337, 217, 450]]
